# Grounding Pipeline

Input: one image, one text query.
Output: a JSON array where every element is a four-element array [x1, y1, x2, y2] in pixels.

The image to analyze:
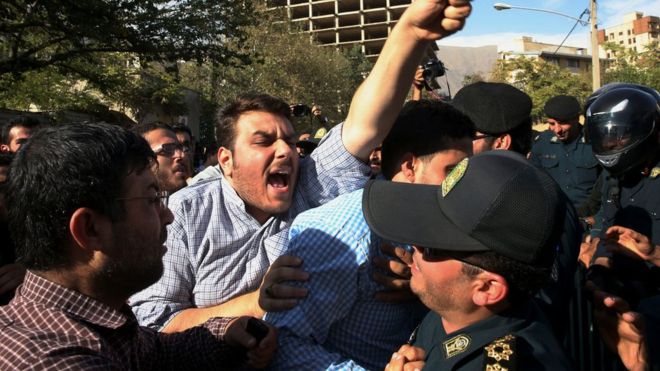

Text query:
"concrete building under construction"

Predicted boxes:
[[267, 0, 412, 61]]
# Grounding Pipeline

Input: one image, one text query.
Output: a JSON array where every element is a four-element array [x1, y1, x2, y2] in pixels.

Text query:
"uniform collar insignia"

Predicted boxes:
[[443, 334, 471, 359], [483, 334, 516, 370], [650, 167, 660, 179], [551, 135, 558, 143], [442, 157, 468, 197]]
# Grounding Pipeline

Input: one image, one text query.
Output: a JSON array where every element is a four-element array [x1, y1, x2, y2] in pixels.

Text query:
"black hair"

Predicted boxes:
[[460, 251, 551, 306], [1, 116, 43, 145], [131, 122, 175, 138], [7, 123, 155, 271], [381, 100, 476, 180], [0, 152, 14, 167], [215, 94, 292, 150], [507, 117, 533, 155], [171, 123, 193, 139]]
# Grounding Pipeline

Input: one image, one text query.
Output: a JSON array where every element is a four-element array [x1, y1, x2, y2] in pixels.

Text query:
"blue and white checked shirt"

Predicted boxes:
[[264, 189, 427, 370], [130, 124, 371, 330]]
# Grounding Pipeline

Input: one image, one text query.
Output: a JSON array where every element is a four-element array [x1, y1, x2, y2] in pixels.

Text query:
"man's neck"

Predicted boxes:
[[36, 269, 127, 310], [439, 303, 509, 335]]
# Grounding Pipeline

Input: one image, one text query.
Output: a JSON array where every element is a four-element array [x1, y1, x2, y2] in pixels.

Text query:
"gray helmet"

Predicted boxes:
[[585, 86, 659, 176]]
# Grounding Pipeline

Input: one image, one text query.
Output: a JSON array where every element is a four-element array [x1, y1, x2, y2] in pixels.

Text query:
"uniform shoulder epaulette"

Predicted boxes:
[[483, 333, 517, 371]]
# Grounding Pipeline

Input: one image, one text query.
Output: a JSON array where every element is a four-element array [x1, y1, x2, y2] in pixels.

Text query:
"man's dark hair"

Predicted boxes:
[[1, 116, 43, 145], [131, 122, 175, 138], [7, 123, 155, 271], [215, 94, 292, 150], [459, 251, 551, 306], [171, 123, 193, 139], [381, 100, 476, 180], [0, 152, 14, 167], [507, 117, 533, 155]]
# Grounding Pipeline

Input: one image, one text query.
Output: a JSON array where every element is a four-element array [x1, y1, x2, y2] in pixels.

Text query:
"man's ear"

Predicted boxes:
[[493, 134, 512, 151], [218, 147, 233, 177], [394, 152, 417, 183], [69, 208, 111, 254], [471, 272, 509, 307], [0, 144, 9, 153]]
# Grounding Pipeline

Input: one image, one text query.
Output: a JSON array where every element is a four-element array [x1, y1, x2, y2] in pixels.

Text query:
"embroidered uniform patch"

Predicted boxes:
[[483, 334, 517, 371], [442, 334, 471, 359], [650, 167, 660, 179], [442, 157, 468, 197]]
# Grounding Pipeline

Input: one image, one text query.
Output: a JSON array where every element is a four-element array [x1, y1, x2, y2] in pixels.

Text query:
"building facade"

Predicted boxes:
[[597, 12, 659, 58], [499, 36, 601, 75], [268, 0, 412, 61]]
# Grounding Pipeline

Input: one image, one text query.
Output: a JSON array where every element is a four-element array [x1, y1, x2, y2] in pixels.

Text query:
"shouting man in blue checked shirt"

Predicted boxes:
[[130, 0, 473, 334]]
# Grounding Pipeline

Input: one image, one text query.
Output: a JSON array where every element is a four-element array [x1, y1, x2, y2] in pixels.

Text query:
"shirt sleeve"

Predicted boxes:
[[298, 123, 371, 208], [263, 222, 368, 370], [129, 198, 196, 330], [142, 317, 245, 370]]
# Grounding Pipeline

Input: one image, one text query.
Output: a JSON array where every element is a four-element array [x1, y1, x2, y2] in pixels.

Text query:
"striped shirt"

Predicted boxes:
[[0, 271, 242, 370], [130, 124, 371, 330]]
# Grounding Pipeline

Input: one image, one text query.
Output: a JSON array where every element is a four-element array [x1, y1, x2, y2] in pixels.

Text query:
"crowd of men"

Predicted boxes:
[[0, 0, 658, 370]]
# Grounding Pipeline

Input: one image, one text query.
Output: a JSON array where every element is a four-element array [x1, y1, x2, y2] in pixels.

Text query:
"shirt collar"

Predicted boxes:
[[18, 271, 134, 329]]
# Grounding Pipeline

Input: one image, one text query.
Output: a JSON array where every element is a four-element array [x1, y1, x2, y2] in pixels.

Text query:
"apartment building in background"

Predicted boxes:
[[267, 0, 412, 61], [499, 36, 603, 75], [597, 11, 659, 58]]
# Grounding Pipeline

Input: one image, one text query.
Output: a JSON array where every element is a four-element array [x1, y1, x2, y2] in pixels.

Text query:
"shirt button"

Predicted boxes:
[[630, 198, 635, 202], [565, 170, 569, 173]]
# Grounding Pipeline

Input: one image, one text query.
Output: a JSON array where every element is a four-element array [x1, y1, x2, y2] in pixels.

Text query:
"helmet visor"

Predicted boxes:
[[587, 110, 655, 156]]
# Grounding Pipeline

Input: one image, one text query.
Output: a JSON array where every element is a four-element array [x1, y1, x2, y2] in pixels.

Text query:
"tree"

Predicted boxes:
[[490, 57, 592, 119], [0, 1, 257, 117], [0, 0, 255, 77], [602, 41, 659, 90]]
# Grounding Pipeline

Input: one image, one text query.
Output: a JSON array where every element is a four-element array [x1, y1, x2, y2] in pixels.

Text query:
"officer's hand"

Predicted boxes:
[[258, 255, 309, 312], [373, 243, 416, 302], [586, 281, 648, 371], [399, 0, 472, 42], [604, 226, 660, 267], [385, 344, 425, 371], [578, 235, 599, 267]]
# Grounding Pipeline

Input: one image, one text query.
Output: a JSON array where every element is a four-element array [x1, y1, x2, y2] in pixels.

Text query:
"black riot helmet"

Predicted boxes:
[[585, 86, 659, 176]]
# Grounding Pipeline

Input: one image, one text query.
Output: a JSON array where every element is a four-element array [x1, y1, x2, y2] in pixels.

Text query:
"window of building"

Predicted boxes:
[[619, 31, 623, 36], [610, 33, 614, 39], [567, 59, 579, 68], [607, 52, 611, 58], [627, 29, 631, 35]]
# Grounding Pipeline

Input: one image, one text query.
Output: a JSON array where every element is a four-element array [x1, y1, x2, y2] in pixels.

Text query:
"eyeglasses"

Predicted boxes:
[[116, 190, 169, 209], [152, 143, 191, 157]]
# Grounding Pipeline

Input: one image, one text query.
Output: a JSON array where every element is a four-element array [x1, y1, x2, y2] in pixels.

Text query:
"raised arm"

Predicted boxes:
[[342, 0, 472, 161]]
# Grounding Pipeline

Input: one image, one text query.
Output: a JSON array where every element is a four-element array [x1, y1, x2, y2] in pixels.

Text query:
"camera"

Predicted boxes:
[[422, 59, 446, 90], [291, 104, 311, 117]]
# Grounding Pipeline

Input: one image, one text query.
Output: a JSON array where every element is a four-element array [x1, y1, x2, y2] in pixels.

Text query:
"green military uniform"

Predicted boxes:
[[530, 130, 600, 209], [411, 301, 574, 370]]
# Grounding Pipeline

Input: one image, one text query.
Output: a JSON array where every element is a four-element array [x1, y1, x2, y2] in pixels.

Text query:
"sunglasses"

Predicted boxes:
[[152, 142, 191, 157]]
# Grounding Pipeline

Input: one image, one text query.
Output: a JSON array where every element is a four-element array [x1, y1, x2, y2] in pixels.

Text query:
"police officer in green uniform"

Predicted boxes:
[[364, 151, 574, 370], [530, 95, 601, 210], [585, 84, 660, 370]]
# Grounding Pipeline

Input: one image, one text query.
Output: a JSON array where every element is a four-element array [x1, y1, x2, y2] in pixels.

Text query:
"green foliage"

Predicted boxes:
[[0, 0, 256, 115], [490, 57, 591, 119], [602, 41, 659, 90], [0, 0, 255, 76]]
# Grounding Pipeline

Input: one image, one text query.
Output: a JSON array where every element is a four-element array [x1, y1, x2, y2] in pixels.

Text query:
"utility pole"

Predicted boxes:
[[590, 0, 601, 90]]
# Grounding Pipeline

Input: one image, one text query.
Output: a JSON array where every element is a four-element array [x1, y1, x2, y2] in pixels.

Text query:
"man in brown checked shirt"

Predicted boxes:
[[0, 123, 276, 370]]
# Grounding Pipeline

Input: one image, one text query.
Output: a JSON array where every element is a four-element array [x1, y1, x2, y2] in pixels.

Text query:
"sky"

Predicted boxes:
[[436, 0, 660, 53]]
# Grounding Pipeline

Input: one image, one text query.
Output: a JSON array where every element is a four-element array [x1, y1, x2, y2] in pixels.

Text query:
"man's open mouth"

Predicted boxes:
[[267, 170, 290, 189]]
